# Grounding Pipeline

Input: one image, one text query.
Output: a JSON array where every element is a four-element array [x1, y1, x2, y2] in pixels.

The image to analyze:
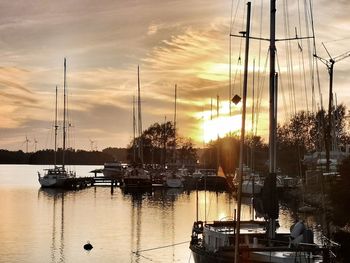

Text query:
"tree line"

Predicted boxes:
[[126, 121, 197, 166], [1, 105, 349, 170], [200, 104, 350, 176]]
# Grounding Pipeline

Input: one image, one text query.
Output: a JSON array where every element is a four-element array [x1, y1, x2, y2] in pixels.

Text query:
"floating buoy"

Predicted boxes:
[[84, 241, 93, 250]]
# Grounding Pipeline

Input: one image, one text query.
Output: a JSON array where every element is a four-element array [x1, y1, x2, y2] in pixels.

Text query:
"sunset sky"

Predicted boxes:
[[0, 0, 349, 151]]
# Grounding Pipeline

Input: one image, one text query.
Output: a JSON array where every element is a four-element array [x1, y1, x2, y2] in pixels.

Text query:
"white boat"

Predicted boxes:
[[39, 167, 75, 187], [234, 166, 264, 195], [102, 162, 127, 178], [163, 170, 184, 188], [122, 166, 152, 189], [241, 178, 263, 195], [38, 58, 75, 188]]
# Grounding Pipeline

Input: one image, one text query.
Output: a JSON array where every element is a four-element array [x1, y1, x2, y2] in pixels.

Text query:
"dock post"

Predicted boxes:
[[111, 179, 114, 194]]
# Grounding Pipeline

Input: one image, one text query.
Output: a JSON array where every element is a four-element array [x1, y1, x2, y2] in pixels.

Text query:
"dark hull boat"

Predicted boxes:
[[189, 220, 328, 263], [122, 167, 152, 190]]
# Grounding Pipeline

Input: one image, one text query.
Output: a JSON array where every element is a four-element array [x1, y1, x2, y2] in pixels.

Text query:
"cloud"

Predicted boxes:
[[0, 0, 349, 150]]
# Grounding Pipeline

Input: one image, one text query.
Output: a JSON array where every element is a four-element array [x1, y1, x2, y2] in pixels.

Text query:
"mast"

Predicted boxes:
[[133, 95, 136, 163], [62, 58, 67, 169], [251, 60, 255, 171], [216, 94, 220, 170], [173, 84, 177, 164], [54, 85, 58, 167], [326, 60, 334, 172], [137, 65, 143, 165], [234, 2, 251, 263], [267, 0, 278, 240]]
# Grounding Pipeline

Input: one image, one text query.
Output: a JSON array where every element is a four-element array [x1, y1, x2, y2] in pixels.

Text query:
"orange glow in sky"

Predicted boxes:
[[0, 1, 348, 151]]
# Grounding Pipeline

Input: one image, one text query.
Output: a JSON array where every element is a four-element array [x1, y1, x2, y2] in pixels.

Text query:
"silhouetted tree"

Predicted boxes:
[[127, 121, 196, 165]]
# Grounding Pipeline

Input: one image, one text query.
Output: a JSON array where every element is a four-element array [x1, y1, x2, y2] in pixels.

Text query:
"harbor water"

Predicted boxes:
[[0, 165, 311, 263]]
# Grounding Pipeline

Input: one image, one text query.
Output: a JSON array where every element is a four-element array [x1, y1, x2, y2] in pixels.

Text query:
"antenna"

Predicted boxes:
[[314, 45, 350, 172], [322, 42, 332, 60]]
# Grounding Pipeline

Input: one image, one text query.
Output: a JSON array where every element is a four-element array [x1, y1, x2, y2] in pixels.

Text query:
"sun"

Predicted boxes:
[[194, 100, 253, 144], [202, 115, 244, 143]]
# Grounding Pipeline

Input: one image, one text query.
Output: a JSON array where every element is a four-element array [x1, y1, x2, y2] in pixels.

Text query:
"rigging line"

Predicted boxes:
[[323, 37, 350, 44], [276, 52, 289, 121], [230, 0, 243, 100], [256, 0, 263, 86], [134, 253, 156, 262], [236, 1, 246, 97], [308, 0, 323, 111], [232, 57, 242, 98], [282, 0, 293, 115], [285, 0, 297, 115], [132, 241, 190, 254], [255, 52, 267, 134], [255, 0, 263, 132], [304, 0, 315, 112], [255, 49, 269, 135], [237, 1, 246, 59], [229, 0, 234, 116], [297, 28, 309, 112], [297, 0, 309, 112], [231, 0, 242, 31]]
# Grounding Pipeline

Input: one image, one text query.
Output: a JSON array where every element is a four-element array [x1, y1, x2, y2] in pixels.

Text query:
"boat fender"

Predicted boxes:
[[84, 241, 93, 250]]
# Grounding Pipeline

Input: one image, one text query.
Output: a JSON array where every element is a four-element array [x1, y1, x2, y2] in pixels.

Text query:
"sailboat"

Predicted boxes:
[[189, 1, 331, 262], [122, 66, 152, 190], [38, 58, 76, 188]]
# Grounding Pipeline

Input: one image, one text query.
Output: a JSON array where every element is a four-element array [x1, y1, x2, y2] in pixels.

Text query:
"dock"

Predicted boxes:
[[61, 176, 121, 190]]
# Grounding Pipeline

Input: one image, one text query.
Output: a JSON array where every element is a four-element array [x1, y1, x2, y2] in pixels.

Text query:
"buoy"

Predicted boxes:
[[84, 241, 93, 250]]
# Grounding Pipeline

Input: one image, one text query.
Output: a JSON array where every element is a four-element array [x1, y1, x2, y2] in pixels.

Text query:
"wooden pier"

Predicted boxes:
[[62, 177, 95, 190], [61, 176, 122, 190]]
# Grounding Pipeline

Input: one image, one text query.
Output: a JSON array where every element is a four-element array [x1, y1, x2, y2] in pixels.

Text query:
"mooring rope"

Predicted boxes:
[[132, 240, 190, 254]]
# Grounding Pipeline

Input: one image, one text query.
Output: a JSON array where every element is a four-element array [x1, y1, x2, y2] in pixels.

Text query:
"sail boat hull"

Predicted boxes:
[[38, 167, 74, 188], [191, 247, 322, 263], [39, 177, 66, 188], [190, 244, 233, 263]]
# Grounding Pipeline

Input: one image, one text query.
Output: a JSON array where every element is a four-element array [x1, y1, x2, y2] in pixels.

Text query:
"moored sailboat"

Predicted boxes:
[[38, 58, 76, 188], [122, 66, 152, 189]]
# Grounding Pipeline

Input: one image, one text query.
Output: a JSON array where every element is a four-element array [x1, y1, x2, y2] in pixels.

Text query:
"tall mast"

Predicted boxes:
[[251, 59, 255, 170], [54, 85, 58, 167], [234, 2, 251, 263], [133, 95, 136, 163], [137, 65, 143, 164], [62, 58, 67, 169], [269, 0, 276, 174], [216, 94, 220, 170], [173, 84, 177, 164], [267, 0, 278, 240]]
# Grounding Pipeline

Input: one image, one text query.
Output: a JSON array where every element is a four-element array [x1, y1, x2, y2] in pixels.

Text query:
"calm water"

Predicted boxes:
[[0, 165, 305, 263]]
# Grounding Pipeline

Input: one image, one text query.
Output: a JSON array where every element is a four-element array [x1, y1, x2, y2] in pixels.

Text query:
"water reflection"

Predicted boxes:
[[38, 188, 66, 263]]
